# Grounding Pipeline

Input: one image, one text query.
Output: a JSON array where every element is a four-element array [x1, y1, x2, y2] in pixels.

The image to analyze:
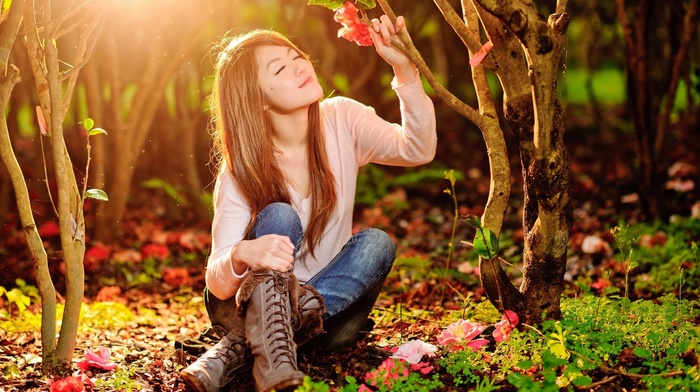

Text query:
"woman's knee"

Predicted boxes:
[[253, 203, 303, 240], [358, 228, 396, 266]]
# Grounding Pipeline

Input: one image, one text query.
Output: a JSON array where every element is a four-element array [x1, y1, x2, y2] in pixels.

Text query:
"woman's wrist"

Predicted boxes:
[[393, 64, 418, 86], [230, 246, 249, 278]]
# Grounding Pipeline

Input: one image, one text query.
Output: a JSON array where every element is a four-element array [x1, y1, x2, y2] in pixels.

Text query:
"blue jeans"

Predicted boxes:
[[206, 203, 396, 350]]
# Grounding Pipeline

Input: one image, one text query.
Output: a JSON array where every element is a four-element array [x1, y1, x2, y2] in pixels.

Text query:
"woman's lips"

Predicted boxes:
[[299, 76, 313, 88]]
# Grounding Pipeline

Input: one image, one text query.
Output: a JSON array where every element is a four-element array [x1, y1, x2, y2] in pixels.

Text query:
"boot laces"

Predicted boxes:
[[263, 273, 296, 366]]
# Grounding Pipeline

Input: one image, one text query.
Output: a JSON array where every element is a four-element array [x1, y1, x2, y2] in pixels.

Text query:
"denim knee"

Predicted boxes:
[[252, 203, 303, 245], [359, 228, 396, 273]]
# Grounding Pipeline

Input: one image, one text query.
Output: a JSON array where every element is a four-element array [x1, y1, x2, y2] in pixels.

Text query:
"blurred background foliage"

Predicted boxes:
[[1, 0, 698, 240]]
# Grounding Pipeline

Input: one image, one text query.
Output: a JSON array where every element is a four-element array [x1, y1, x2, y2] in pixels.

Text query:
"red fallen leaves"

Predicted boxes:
[[162, 267, 192, 286], [141, 243, 170, 260], [334, 1, 372, 46], [50, 376, 86, 392], [95, 286, 123, 302]]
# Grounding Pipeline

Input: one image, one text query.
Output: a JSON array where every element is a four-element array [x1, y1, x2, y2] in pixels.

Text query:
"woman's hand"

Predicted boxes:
[[369, 15, 417, 84], [232, 234, 295, 273]]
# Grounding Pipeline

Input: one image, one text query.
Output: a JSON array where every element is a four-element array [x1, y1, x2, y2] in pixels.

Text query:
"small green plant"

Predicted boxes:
[[94, 366, 141, 391], [295, 375, 360, 392], [0, 279, 40, 315], [610, 224, 639, 311]]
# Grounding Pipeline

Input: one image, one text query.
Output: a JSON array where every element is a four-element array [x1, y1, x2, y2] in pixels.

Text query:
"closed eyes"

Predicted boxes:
[[274, 55, 305, 75]]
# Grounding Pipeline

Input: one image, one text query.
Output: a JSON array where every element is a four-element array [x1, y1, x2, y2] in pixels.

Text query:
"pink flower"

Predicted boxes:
[[465, 338, 490, 350], [391, 340, 437, 364], [334, 2, 372, 46], [141, 243, 170, 260], [77, 347, 117, 372], [437, 319, 486, 351], [410, 361, 434, 374], [50, 376, 84, 392], [493, 310, 519, 342], [358, 385, 373, 392]]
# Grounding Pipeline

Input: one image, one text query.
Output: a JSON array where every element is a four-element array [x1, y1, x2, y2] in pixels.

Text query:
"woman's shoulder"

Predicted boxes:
[[321, 94, 367, 111]]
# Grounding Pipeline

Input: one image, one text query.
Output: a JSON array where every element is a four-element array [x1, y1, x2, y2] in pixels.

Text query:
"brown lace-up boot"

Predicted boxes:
[[179, 328, 250, 392], [180, 273, 325, 392], [236, 268, 305, 392]]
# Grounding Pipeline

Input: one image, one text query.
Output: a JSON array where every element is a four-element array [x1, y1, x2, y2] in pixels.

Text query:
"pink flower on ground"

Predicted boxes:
[[334, 1, 372, 46], [410, 361, 435, 374], [391, 339, 437, 364], [493, 310, 519, 342], [77, 347, 117, 372], [437, 319, 486, 351], [358, 385, 373, 392], [50, 376, 84, 392]]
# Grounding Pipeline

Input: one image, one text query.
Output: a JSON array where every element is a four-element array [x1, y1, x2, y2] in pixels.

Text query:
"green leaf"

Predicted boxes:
[[463, 214, 482, 229], [542, 349, 569, 366], [83, 118, 94, 131], [88, 127, 107, 136], [517, 360, 534, 370], [474, 227, 499, 259], [506, 372, 531, 388], [572, 375, 593, 387], [307, 0, 345, 10], [85, 188, 109, 201], [355, 0, 376, 9], [547, 342, 570, 360], [632, 346, 652, 359]]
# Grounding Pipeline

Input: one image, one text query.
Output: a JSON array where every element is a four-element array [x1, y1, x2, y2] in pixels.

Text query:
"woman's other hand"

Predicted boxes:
[[233, 234, 295, 272], [369, 15, 417, 84]]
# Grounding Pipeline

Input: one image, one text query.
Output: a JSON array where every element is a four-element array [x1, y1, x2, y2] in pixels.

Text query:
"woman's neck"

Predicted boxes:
[[270, 108, 309, 149]]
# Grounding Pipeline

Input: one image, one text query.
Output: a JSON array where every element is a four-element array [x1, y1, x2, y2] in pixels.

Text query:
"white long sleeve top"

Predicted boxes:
[[206, 75, 437, 300]]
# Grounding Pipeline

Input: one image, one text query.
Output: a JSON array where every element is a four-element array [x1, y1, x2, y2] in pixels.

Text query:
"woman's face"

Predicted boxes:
[[256, 45, 323, 114]]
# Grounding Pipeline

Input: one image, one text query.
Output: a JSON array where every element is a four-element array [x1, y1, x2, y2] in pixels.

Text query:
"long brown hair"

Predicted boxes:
[[210, 30, 337, 257]]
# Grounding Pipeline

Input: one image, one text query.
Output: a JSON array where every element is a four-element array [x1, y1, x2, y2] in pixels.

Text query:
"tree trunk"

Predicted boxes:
[[471, 0, 572, 324]]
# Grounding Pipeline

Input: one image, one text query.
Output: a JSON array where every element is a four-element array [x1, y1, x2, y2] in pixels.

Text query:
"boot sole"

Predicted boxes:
[[180, 369, 209, 392], [263, 376, 305, 392]]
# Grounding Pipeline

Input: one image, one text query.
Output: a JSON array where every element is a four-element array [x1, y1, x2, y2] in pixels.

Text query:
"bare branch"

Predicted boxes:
[[376, 0, 483, 126]]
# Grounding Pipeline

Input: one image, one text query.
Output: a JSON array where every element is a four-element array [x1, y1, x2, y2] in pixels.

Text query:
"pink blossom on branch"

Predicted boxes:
[[334, 1, 372, 46]]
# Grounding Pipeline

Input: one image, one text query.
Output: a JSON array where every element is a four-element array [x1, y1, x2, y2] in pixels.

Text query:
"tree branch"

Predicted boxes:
[[375, 0, 483, 127]]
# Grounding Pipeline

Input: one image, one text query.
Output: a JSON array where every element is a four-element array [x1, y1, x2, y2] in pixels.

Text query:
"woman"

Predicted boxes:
[[181, 14, 437, 392]]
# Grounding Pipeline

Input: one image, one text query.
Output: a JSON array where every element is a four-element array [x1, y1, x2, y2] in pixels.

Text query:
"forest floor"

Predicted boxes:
[[1, 111, 699, 391]]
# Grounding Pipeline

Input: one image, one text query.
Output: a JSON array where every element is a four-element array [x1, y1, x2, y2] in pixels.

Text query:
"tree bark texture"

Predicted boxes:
[[471, 0, 572, 324], [381, 0, 572, 323]]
